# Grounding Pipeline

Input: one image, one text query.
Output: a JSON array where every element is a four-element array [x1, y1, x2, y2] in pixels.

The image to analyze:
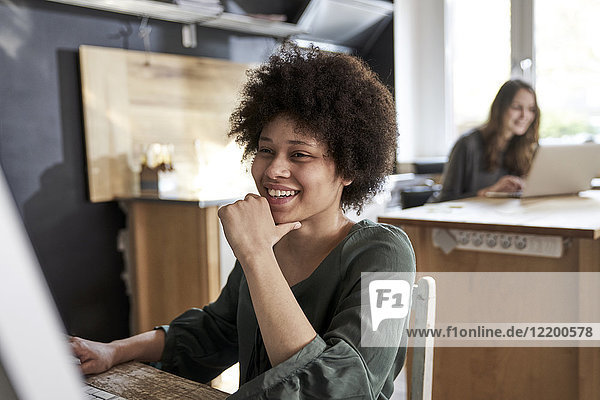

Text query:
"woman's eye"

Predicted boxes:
[[292, 153, 310, 158], [258, 148, 272, 154]]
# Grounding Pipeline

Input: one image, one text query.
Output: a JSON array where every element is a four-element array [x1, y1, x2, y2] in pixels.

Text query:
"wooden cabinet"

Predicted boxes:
[[122, 199, 222, 333], [379, 192, 600, 400]]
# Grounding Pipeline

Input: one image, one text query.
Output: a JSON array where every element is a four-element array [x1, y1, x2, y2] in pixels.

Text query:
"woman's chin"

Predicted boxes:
[[512, 126, 530, 136]]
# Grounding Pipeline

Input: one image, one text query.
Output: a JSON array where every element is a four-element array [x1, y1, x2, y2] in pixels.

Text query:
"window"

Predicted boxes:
[[394, 0, 598, 164], [448, 0, 511, 139], [535, 0, 600, 142]]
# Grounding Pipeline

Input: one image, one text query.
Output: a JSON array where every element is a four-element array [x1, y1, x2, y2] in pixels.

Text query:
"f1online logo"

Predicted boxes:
[[369, 280, 411, 331]]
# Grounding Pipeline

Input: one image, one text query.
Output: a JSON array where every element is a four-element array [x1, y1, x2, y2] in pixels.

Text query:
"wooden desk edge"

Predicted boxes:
[[86, 361, 229, 400], [378, 217, 599, 239]]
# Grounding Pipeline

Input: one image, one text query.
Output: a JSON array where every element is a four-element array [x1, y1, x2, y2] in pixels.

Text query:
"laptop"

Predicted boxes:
[[0, 169, 122, 399], [485, 142, 600, 198]]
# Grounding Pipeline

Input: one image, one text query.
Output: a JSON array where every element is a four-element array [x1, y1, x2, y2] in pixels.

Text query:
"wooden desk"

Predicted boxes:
[[86, 362, 228, 400], [379, 192, 600, 400]]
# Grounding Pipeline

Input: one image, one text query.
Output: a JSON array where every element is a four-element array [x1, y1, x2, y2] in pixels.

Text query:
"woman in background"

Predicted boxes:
[[71, 44, 415, 399], [434, 79, 540, 202]]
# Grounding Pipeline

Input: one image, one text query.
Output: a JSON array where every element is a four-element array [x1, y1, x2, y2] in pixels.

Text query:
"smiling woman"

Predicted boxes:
[[433, 79, 541, 202], [70, 43, 416, 400]]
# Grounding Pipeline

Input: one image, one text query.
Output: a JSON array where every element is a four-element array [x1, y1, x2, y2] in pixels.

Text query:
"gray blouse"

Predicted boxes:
[[434, 129, 508, 202], [160, 219, 416, 399]]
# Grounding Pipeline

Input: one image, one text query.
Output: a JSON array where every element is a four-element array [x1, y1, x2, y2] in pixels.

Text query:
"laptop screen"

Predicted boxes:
[[0, 169, 83, 400], [521, 142, 600, 198], [485, 142, 600, 198]]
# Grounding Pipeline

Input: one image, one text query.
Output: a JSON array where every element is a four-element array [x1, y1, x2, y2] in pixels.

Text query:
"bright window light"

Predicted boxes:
[[535, 0, 600, 142], [448, 0, 511, 140]]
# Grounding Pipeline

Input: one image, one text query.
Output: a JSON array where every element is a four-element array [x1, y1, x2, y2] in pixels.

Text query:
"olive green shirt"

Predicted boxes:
[[160, 219, 416, 399]]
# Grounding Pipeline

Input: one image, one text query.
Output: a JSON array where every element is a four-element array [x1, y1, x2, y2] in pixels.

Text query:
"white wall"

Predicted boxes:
[[394, 0, 452, 163]]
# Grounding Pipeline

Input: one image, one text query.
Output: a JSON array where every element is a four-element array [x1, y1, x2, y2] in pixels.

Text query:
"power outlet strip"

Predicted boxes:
[[433, 228, 564, 258]]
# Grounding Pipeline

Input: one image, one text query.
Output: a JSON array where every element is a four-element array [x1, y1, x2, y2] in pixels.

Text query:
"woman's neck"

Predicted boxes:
[[275, 210, 354, 264]]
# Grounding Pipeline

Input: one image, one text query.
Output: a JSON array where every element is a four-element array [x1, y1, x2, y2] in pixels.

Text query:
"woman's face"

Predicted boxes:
[[503, 88, 537, 137], [251, 115, 349, 225]]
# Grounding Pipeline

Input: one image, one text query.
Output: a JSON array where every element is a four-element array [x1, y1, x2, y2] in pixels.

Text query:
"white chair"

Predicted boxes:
[[410, 276, 436, 400], [391, 276, 436, 400]]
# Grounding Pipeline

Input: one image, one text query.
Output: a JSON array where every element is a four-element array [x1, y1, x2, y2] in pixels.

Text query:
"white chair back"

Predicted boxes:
[[410, 276, 436, 400]]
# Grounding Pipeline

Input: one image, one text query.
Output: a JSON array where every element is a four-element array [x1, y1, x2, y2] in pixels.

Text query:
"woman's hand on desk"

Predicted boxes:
[[69, 336, 117, 375], [477, 175, 524, 197], [69, 330, 165, 375]]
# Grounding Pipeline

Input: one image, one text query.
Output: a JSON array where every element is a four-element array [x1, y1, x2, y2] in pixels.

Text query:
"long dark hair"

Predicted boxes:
[[480, 79, 540, 176]]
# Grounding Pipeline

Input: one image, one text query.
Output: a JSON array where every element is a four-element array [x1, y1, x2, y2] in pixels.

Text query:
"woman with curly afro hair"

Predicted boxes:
[[70, 43, 415, 399]]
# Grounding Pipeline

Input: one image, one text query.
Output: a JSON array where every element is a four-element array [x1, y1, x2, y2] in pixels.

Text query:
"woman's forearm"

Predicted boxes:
[[112, 329, 166, 365], [218, 194, 315, 366], [242, 250, 317, 367]]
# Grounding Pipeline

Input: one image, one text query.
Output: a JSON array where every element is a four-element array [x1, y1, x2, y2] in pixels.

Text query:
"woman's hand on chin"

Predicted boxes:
[[218, 194, 301, 265]]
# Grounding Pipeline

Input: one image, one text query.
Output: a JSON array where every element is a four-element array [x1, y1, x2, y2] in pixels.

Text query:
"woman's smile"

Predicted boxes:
[[265, 187, 300, 205]]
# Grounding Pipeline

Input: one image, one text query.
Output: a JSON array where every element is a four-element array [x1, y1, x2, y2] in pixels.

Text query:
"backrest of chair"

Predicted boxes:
[[410, 276, 436, 400]]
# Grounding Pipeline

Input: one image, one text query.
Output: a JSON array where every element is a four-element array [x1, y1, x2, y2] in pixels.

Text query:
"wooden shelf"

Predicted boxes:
[[45, 0, 307, 38]]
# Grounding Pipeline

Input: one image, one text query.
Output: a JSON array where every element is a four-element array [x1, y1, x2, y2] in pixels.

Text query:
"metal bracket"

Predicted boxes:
[[182, 23, 197, 48]]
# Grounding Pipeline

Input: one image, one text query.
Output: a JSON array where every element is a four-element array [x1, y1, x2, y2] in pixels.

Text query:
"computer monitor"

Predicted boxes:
[[0, 168, 82, 399]]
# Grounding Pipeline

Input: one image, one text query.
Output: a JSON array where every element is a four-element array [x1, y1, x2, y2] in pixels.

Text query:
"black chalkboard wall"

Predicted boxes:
[[0, 0, 394, 341]]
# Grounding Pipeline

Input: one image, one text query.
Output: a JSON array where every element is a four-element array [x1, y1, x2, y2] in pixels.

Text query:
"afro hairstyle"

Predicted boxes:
[[228, 43, 398, 212]]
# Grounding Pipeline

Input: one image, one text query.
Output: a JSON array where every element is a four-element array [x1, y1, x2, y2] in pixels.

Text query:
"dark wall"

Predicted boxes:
[[361, 17, 395, 97], [0, 0, 394, 342]]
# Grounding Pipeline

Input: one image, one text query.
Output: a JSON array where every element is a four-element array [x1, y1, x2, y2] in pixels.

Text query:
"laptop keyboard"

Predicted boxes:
[[83, 383, 126, 400]]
